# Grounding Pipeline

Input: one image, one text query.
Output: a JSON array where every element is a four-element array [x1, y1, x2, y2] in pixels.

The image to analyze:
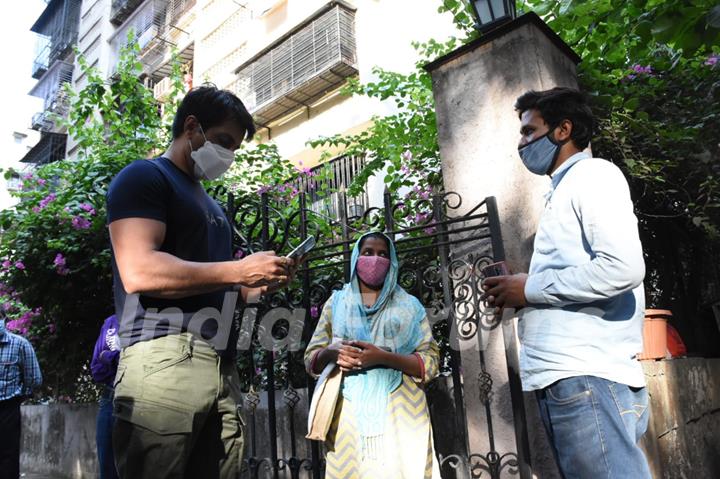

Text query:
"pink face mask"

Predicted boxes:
[[356, 255, 391, 288]]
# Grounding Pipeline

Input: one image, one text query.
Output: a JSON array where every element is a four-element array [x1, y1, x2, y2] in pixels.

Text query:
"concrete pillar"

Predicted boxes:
[[425, 13, 581, 478]]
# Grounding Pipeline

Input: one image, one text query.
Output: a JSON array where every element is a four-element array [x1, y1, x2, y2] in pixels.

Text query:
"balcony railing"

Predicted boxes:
[[108, 0, 196, 79], [233, 1, 358, 126], [20, 132, 67, 165], [110, 0, 146, 26], [29, 60, 74, 132], [31, 0, 81, 77]]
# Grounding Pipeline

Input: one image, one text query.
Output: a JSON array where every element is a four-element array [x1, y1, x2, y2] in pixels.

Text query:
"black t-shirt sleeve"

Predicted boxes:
[[106, 160, 169, 224]]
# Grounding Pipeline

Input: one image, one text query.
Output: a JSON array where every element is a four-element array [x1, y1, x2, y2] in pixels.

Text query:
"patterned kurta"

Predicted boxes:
[[304, 297, 441, 479]]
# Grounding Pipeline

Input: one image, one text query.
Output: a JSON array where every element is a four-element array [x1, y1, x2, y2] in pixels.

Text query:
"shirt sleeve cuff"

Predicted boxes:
[[524, 273, 547, 305], [308, 350, 322, 378], [413, 353, 426, 384]]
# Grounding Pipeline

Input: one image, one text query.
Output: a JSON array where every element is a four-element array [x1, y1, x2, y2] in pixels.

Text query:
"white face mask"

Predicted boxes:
[[189, 125, 236, 181]]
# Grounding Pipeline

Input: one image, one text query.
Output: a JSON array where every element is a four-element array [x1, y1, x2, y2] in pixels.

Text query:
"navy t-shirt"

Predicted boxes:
[[106, 157, 238, 356]]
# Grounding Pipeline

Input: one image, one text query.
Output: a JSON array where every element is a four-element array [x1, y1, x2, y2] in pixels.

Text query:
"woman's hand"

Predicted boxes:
[[348, 341, 388, 370], [324, 341, 364, 372]]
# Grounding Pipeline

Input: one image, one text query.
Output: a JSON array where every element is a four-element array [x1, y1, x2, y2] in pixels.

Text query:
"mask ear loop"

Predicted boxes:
[[545, 124, 571, 175]]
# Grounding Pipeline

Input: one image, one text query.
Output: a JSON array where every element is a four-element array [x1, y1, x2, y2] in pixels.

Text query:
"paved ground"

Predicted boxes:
[[21, 473, 68, 479]]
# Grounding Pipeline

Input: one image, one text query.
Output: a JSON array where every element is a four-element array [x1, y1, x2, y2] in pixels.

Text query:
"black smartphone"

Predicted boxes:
[[481, 261, 509, 278]]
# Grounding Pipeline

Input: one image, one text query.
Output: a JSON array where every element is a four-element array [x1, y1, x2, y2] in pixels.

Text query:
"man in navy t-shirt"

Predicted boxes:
[[107, 85, 294, 478]]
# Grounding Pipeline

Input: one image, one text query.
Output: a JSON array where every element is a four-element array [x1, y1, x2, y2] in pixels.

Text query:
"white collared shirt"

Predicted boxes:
[[520, 152, 646, 391]]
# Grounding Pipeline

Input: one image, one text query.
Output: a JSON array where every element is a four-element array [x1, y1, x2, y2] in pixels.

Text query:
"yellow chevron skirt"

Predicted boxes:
[[323, 375, 438, 478]]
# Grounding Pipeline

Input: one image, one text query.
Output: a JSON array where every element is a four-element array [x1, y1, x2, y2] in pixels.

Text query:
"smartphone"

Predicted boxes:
[[287, 235, 316, 260], [481, 261, 509, 278]]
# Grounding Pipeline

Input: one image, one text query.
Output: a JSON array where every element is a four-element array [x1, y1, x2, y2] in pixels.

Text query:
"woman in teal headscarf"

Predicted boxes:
[[304, 232, 440, 478]]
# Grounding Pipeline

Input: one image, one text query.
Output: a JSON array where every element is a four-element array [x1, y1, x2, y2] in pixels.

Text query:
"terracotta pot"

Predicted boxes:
[[637, 309, 672, 360]]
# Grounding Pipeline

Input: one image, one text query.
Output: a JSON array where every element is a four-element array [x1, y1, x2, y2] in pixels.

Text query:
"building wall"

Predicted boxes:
[[70, 0, 457, 159], [67, 0, 115, 158]]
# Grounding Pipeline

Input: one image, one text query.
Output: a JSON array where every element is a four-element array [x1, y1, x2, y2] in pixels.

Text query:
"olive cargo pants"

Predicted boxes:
[[112, 333, 244, 478]]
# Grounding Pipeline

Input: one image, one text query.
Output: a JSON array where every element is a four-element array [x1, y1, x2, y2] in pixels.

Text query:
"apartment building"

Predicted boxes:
[[24, 0, 458, 211], [21, 0, 81, 165]]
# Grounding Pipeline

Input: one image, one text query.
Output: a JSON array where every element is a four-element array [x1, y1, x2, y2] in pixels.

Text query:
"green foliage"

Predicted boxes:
[[517, 0, 720, 235], [306, 36, 463, 210], [0, 36, 179, 401]]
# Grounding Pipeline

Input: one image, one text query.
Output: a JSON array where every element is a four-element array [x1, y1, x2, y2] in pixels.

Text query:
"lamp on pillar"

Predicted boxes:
[[469, 0, 517, 33]]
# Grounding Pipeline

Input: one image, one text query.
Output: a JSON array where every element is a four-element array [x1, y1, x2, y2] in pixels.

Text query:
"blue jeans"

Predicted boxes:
[[97, 387, 119, 479], [535, 375, 651, 479]]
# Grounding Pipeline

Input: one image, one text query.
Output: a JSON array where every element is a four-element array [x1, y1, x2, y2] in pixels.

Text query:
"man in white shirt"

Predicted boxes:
[[482, 87, 652, 478]]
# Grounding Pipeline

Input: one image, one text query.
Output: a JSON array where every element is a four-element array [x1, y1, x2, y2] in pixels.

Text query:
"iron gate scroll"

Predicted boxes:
[[211, 186, 532, 479]]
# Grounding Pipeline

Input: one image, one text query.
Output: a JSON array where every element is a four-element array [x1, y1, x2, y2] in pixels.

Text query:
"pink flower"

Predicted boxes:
[[310, 305, 320, 319], [71, 216, 92, 230], [705, 54, 719, 67], [38, 179, 47, 186], [401, 150, 413, 162], [234, 250, 245, 259], [32, 206, 41, 213], [2, 260, 11, 270], [14, 261, 25, 270]]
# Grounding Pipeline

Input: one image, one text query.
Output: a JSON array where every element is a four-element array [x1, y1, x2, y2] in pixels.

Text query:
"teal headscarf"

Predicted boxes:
[[331, 231, 426, 459]]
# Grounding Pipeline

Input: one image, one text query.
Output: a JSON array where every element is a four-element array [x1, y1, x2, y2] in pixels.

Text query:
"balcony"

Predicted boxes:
[[20, 132, 67, 165], [31, 112, 54, 132], [31, 0, 81, 77], [108, 0, 196, 79], [110, 0, 146, 26], [29, 60, 74, 132], [233, 1, 358, 126]]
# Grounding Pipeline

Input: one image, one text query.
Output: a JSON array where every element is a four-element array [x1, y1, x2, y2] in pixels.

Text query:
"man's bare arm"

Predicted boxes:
[[110, 217, 290, 299]]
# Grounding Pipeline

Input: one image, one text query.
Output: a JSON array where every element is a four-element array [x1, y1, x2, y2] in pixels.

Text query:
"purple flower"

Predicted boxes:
[[257, 185, 271, 195], [14, 261, 25, 270], [310, 305, 320, 319], [705, 54, 719, 67], [21, 173, 34, 181], [79, 203, 96, 215], [631, 64, 653, 74], [38, 193, 56, 209], [32, 206, 41, 213], [54, 254, 69, 275], [419, 190, 430, 200], [54, 254, 66, 267], [49, 323, 56, 334], [71, 216, 92, 230], [37, 179, 47, 186], [2, 260, 11, 270], [400, 165, 411, 175], [255, 367, 262, 375], [234, 250, 245, 259], [401, 150, 413, 162], [2, 303, 12, 311]]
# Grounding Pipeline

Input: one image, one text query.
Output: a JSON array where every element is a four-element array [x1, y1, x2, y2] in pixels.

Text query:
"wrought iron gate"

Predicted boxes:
[[215, 187, 532, 479]]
